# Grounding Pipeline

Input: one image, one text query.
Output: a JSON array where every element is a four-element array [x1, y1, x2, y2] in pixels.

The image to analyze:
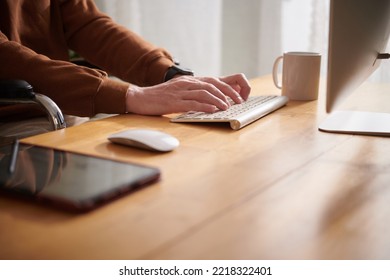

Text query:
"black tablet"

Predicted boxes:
[[0, 142, 160, 212]]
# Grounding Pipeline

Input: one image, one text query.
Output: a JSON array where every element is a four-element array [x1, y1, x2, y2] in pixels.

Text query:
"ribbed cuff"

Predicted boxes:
[[94, 78, 129, 115]]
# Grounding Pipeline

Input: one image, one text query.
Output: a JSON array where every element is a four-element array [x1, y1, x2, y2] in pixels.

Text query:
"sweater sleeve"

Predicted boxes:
[[0, 31, 129, 117], [60, 0, 174, 87], [0, 0, 175, 118]]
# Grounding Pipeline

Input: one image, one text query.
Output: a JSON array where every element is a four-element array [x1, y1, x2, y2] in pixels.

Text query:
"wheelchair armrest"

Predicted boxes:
[[0, 80, 66, 130], [0, 80, 35, 99]]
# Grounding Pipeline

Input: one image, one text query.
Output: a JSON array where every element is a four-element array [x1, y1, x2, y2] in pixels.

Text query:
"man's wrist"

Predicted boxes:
[[125, 85, 140, 114]]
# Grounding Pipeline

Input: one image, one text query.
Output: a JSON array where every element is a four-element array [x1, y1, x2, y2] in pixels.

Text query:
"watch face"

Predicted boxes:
[[165, 65, 194, 81]]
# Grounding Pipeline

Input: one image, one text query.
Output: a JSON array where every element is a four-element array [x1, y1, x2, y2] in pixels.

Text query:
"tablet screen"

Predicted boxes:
[[0, 143, 160, 212]]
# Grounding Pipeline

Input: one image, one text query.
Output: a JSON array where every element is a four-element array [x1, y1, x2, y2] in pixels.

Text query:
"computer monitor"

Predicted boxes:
[[319, 0, 390, 136]]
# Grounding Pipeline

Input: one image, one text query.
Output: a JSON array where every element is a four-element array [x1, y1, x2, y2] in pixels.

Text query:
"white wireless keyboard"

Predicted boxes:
[[171, 95, 289, 130]]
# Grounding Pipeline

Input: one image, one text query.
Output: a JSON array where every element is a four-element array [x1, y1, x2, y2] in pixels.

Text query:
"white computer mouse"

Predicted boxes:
[[107, 129, 180, 152]]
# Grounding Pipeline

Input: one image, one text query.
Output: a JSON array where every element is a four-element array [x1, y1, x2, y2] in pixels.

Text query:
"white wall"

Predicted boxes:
[[94, 0, 223, 76], [94, 0, 390, 82]]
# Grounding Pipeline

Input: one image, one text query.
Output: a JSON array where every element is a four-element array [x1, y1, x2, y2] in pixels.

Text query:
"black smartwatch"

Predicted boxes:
[[164, 64, 194, 82]]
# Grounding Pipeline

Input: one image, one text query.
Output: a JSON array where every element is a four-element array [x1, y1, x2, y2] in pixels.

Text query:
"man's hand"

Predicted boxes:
[[125, 73, 251, 115]]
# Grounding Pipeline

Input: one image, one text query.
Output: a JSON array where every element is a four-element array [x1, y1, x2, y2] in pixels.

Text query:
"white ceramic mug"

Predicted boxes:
[[272, 52, 321, 101]]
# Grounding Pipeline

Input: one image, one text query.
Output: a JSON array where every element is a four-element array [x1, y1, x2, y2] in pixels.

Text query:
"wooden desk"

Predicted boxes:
[[1, 75, 390, 260]]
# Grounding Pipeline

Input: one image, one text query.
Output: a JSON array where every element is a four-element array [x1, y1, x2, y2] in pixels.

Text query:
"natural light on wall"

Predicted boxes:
[[94, 0, 390, 82]]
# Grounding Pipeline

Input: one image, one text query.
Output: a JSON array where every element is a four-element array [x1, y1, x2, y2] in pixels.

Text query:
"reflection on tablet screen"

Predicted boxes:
[[0, 143, 160, 212]]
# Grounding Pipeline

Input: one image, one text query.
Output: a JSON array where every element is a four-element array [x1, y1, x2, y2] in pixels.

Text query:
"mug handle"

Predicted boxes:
[[272, 55, 283, 89]]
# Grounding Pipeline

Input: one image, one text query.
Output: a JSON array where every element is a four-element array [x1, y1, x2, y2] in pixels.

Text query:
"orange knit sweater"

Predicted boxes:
[[0, 0, 174, 119]]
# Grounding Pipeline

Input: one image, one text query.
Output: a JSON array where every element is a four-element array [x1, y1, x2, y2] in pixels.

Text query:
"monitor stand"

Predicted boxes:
[[319, 111, 390, 137]]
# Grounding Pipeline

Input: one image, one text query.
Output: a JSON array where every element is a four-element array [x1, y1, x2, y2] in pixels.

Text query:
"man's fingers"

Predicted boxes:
[[199, 76, 244, 104], [182, 89, 229, 111], [177, 100, 219, 113], [220, 73, 251, 101]]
